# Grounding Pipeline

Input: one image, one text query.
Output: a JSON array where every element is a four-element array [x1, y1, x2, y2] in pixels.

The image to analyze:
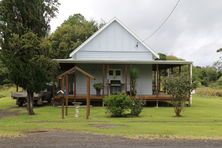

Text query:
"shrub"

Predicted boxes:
[[104, 93, 132, 117], [163, 75, 193, 117], [130, 99, 143, 116], [192, 80, 201, 89], [104, 93, 143, 117]]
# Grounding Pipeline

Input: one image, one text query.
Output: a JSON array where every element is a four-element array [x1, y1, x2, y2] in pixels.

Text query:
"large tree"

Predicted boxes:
[[0, 0, 60, 115], [49, 14, 102, 59]]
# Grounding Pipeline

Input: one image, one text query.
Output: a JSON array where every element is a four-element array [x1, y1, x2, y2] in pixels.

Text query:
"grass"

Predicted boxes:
[[1, 85, 222, 139]]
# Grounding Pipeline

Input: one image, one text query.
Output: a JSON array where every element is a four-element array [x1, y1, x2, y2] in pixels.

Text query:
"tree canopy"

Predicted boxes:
[[48, 14, 102, 58], [6, 32, 58, 92], [192, 66, 221, 87], [0, 0, 59, 38]]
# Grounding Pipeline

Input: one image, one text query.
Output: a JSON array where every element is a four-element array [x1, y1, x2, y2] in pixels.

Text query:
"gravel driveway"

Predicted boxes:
[[0, 131, 222, 148]]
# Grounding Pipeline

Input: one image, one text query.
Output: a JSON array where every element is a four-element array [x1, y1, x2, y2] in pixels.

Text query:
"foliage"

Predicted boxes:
[[158, 53, 167, 60], [214, 48, 222, 75], [48, 14, 102, 58], [196, 87, 222, 97], [104, 94, 132, 117], [0, 0, 59, 115], [192, 80, 201, 89], [93, 83, 103, 90], [0, 60, 10, 85], [129, 68, 139, 96], [0, 0, 59, 38], [216, 76, 222, 86], [217, 48, 222, 52], [104, 93, 143, 117], [166, 55, 184, 61], [193, 66, 220, 87], [163, 75, 193, 117], [158, 53, 184, 61], [4, 32, 58, 92], [130, 99, 143, 116]]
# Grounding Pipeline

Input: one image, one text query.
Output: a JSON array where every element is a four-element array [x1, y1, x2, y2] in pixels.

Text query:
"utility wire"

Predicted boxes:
[[143, 0, 181, 41]]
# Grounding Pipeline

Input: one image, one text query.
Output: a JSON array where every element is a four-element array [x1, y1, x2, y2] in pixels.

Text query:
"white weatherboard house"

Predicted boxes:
[[55, 18, 193, 105]]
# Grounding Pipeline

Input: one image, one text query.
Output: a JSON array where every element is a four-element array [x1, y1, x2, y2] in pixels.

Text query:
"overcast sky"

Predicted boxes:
[[50, 0, 222, 66]]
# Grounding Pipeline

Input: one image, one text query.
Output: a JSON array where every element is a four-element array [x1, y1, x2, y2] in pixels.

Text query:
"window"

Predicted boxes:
[[109, 70, 113, 76], [115, 70, 121, 76]]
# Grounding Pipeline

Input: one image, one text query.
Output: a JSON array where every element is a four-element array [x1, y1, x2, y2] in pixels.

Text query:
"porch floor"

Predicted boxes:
[[54, 94, 173, 101]]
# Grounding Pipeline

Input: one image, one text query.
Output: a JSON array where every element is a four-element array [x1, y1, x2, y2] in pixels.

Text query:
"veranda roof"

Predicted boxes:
[[55, 59, 192, 65]]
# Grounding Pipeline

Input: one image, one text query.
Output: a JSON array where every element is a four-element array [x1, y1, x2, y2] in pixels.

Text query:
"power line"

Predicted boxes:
[[143, 0, 181, 41]]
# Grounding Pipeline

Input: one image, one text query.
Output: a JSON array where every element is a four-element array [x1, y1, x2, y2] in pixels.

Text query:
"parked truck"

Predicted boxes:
[[11, 86, 53, 107]]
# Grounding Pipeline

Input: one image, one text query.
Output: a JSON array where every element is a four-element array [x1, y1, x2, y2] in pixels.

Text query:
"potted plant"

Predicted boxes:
[[93, 83, 103, 96], [129, 68, 139, 96]]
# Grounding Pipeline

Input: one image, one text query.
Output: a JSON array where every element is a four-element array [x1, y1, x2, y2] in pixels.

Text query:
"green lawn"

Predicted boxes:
[[0, 85, 222, 139]]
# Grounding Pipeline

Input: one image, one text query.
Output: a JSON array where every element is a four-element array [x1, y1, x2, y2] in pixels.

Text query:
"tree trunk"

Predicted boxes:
[[27, 90, 35, 115], [16, 85, 18, 92]]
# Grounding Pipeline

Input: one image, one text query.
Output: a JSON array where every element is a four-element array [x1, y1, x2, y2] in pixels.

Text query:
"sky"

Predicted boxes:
[[50, 0, 222, 66]]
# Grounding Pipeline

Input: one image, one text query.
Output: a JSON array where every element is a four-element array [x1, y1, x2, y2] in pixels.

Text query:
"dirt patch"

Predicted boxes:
[[89, 123, 127, 129], [25, 120, 65, 123], [0, 109, 21, 119], [129, 120, 222, 123], [25, 130, 49, 134]]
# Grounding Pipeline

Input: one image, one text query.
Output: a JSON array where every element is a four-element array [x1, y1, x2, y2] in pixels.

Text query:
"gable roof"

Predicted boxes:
[[57, 66, 95, 80], [69, 18, 159, 59]]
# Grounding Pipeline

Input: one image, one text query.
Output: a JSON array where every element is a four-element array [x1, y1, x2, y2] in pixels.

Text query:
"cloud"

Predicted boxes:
[[50, 0, 222, 66]]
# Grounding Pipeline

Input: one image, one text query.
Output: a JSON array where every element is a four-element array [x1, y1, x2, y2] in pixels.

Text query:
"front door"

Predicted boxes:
[[108, 69, 122, 94]]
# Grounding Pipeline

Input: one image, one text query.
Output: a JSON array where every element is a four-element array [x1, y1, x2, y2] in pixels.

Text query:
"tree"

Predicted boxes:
[[6, 33, 58, 114], [49, 14, 102, 59], [0, 0, 59, 115], [163, 75, 194, 117], [193, 66, 219, 87]]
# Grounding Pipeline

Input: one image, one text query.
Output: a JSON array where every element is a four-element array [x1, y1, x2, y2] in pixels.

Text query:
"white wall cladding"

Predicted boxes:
[[75, 64, 102, 95], [132, 64, 153, 95], [74, 51, 152, 61], [72, 21, 153, 61], [75, 64, 153, 95]]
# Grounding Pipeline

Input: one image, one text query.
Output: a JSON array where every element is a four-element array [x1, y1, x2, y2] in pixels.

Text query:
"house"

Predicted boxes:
[[54, 18, 192, 106]]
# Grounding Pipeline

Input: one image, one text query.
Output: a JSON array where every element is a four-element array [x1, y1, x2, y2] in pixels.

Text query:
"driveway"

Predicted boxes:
[[0, 131, 221, 148]]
